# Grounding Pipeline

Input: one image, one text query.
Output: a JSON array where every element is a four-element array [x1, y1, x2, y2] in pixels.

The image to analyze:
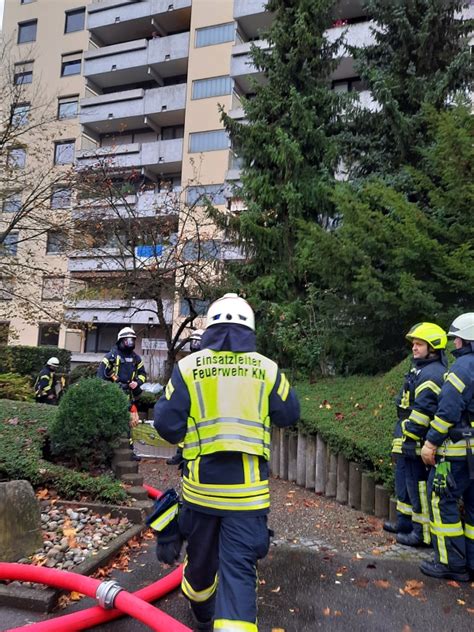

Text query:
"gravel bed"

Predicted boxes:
[[140, 459, 432, 561]]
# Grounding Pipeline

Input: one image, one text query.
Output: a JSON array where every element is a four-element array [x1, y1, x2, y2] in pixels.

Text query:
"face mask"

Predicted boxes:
[[122, 337, 135, 349]]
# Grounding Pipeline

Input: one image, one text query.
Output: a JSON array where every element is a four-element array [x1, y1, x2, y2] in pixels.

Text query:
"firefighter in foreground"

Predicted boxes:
[[34, 357, 60, 404], [384, 323, 447, 547], [420, 313, 474, 582], [153, 293, 300, 631]]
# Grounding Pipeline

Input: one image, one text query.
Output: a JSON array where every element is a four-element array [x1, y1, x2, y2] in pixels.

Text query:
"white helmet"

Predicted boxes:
[[189, 329, 204, 341], [448, 313, 474, 342], [189, 329, 204, 352], [117, 327, 137, 341], [47, 357, 60, 368], [206, 293, 255, 331]]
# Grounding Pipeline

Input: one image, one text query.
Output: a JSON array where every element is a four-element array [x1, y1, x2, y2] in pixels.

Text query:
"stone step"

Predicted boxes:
[[127, 486, 149, 501], [120, 473, 144, 486], [117, 437, 131, 450], [134, 499, 156, 516], [112, 449, 134, 466], [114, 461, 139, 478]]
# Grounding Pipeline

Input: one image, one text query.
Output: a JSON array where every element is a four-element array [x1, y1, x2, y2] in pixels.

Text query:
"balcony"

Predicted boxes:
[[88, 0, 192, 45], [230, 40, 270, 93], [65, 298, 174, 325], [76, 138, 183, 174], [73, 190, 182, 220], [80, 84, 186, 134], [84, 32, 189, 89], [234, 0, 273, 40]]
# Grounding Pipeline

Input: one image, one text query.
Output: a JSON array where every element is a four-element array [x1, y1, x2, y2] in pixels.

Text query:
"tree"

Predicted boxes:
[[71, 157, 229, 381], [345, 0, 472, 178], [0, 36, 74, 327], [219, 0, 346, 367]]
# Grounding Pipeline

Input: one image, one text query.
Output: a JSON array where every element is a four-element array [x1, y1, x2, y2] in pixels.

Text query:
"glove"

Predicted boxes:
[[432, 461, 457, 498], [146, 489, 183, 566]]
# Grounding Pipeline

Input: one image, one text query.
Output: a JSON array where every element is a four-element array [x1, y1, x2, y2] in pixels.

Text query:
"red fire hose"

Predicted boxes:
[[1, 484, 191, 632]]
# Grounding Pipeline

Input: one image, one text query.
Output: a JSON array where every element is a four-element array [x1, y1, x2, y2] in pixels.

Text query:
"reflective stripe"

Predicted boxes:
[[417, 481, 431, 544], [214, 620, 257, 631], [397, 501, 412, 516], [165, 381, 174, 400], [277, 373, 290, 402], [182, 560, 218, 602], [446, 372, 466, 393], [404, 429, 421, 441], [138, 374, 146, 383], [415, 380, 441, 397], [439, 439, 474, 458], [149, 504, 178, 532], [408, 410, 430, 426], [183, 477, 268, 497], [392, 438, 403, 454], [182, 486, 270, 511], [430, 494, 448, 564], [195, 381, 206, 418], [431, 416, 452, 434], [257, 382, 265, 416], [197, 417, 263, 430], [242, 453, 259, 483], [465, 523, 474, 540], [430, 522, 464, 537]]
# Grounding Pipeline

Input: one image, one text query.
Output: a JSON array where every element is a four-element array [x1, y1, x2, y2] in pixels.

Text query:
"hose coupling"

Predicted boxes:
[[96, 579, 123, 609]]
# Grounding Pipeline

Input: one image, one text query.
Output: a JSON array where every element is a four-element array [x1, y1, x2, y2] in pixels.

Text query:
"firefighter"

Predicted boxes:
[[420, 313, 474, 582], [34, 357, 60, 404], [97, 327, 147, 456], [384, 323, 447, 545], [154, 293, 300, 631], [166, 329, 204, 467]]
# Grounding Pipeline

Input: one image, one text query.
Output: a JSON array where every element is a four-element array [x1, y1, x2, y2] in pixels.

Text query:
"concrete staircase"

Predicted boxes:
[[112, 437, 148, 503]]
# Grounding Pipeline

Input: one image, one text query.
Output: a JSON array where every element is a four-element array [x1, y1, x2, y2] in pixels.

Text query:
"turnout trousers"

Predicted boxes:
[[178, 505, 271, 631], [394, 455, 413, 533], [404, 457, 431, 544], [428, 460, 474, 572]]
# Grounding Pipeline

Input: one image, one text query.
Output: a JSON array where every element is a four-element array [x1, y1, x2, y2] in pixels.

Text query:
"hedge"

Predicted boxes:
[[0, 399, 128, 504], [296, 358, 411, 489], [0, 346, 71, 377]]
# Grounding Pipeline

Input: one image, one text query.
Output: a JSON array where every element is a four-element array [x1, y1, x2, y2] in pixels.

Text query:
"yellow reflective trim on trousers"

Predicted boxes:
[[214, 620, 257, 631], [408, 409, 430, 426], [183, 476, 269, 497], [431, 416, 452, 434], [242, 453, 260, 483], [181, 562, 218, 603], [396, 501, 412, 516], [277, 373, 290, 402], [165, 381, 175, 400], [149, 504, 178, 532], [430, 494, 448, 564], [415, 381, 441, 397], [182, 487, 270, 511], [417, 481, 431, 544], [392, 438, 403, 454], [430, 522, 464, 537], [446, 372, 466, 393], [465, 523, 474, 540]]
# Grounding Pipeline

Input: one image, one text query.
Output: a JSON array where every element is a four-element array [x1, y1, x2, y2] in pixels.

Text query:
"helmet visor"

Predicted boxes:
[[122, 337, 136, 348]]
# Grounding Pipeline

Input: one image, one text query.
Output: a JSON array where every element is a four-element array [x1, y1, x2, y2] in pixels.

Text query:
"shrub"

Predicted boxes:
[[0, 400, 128, 504], [0, 373, 33, 401], [50, 378, 130, 470], [136, 391, 159, 412], [0, 346, 71, 377], [69, 362, 100, 385]]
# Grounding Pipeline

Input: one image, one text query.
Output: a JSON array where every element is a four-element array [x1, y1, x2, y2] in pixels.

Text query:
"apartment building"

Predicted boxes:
[[3, 0, 469, 376]]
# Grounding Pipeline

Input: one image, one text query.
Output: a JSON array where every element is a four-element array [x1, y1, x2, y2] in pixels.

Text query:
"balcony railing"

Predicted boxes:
[[65, 298, 174, 324], [73, 190, 181, 219]]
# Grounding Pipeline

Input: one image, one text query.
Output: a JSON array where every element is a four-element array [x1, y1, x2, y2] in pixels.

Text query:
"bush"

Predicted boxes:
[[69, 362, 100, 385], [50, 378, 130, 470], [136, 391, 159, 412], [0, 373, 33, 401], [0, 346, 71, 377], [0, 400, 128, 504]]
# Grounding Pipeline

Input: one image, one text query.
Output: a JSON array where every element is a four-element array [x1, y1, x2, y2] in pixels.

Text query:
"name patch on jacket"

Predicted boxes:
[[193, 354, 265, 380]]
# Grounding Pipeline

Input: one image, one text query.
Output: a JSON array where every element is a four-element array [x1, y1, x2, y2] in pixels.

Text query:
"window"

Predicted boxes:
[[0, 232, 19, 256], [14, 61, 33, 85], [65, 8, 85, 33], [183, 240, 220, 261], [7, 147, 26, 168], [61, 52, 82, 77], [46, 230, 68, 254], [0, 322, 9, 345], [161, 125, 184, 141], [58, 95, 79, 119], [332, 77, 364, 93], [54, 140, 75, 164], [187, 184, 227, 206], [195, 23, 234, 48], [11, 103, 30, 126], [0, 278, 14, 301], [51, 186, 72, 209], [42, 276, 65, 301], [192, 76, 233, 100], [38, 323, 60, 346], [18, 19, 37, 44], [2, 193, 22, 213], [189, 130, 229, 153], [179, 298, 209, 317], [85, 324, 122, 353]]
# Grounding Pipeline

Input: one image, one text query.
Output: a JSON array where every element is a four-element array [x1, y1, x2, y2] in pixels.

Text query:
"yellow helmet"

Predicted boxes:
[[405, 322, 447, 350]]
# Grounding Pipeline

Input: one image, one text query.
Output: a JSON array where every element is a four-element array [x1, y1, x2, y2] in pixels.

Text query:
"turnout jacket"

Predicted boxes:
[[392, 355, 447, 455], [97, 345, 147, 396], [426, 343, 474, 458], [154, 324, 300, 516], [34, 366, 56, 397]]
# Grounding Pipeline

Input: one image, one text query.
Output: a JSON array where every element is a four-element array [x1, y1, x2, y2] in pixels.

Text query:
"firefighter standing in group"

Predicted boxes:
[[153, 293, 300, 632], [34, 357, 60, 404], [420, 313, 474, 582]]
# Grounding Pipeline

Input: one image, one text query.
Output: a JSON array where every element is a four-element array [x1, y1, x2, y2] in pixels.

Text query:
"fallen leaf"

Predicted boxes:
[[466, 608, 474, 615], [334, 610, 342, 616], [401, 579, 424, 598], [447, 580, 460, 588], [36, 489, 49, 500], [402, 626, 412, 632], [371, 549, 382, 556], [69, 591, 83, 601], [374, 579, 390, 589], [457, 599, 466, 606], [355, 577, 369, 588], [271, 586, 281, 593], [271, 629, 285, 632], [258, 579, 266, 585], [323, 607, 331, 616]]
